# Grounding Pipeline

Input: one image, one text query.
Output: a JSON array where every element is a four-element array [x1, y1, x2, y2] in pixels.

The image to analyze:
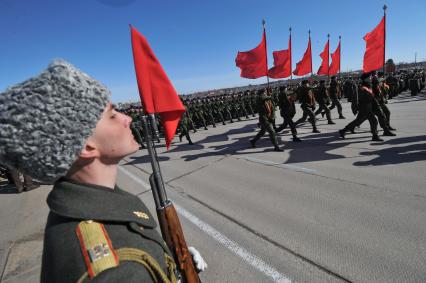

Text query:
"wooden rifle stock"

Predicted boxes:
[[157, 202, 200, 283], [141, 115, 201, 283]]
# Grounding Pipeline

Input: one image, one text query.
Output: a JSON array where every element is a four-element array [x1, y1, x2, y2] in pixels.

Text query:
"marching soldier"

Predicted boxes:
[[250, 89, 283, 151], [314, 80, 335, 124], [339, 72, 383, 141], [295, 80, 320, 133], [329, 76, 345, 119], [276, 86, 302, 142], [179, 109, 194, 145]]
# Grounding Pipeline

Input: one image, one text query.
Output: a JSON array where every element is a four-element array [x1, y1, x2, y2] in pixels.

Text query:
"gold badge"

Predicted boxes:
[[133, 211, 149, 220]]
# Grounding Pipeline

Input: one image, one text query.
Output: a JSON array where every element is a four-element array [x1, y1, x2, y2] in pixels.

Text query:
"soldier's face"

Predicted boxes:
[[90, 102, 139, 162]]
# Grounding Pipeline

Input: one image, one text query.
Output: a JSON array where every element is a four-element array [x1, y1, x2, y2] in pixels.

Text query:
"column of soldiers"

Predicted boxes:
[[117, 68, 424, 151]]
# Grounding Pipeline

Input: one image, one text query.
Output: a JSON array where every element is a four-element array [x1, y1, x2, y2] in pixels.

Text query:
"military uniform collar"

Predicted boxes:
[[47, 178, 157, 228]]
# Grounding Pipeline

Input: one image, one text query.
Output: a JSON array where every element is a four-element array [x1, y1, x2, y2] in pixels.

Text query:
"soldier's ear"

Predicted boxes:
[[79, 138, 100, 159]]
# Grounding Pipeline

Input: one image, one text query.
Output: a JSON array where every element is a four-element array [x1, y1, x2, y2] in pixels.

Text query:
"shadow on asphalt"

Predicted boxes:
[[0, 180, 46, 194], [353, 135, 426, 166], [0, 181, 19, 194]]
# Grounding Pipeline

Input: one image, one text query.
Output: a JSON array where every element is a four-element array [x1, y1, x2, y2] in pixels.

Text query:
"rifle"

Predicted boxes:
[[140, 114, 200, 283]]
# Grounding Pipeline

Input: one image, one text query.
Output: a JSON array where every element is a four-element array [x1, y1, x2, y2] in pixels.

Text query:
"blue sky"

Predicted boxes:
[[1, 0, 425, 103]]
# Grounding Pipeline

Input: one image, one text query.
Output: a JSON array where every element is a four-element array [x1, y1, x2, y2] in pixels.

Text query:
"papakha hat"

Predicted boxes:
[[0, 59, 110, 183]]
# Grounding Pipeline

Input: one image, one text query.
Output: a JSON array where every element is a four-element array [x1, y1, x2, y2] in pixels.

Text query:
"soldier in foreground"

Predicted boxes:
[[0, 60, 206, 282]]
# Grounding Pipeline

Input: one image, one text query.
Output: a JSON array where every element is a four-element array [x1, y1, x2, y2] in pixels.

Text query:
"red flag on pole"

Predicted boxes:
[[363, 16, 385, 73], [293, 36, 312, 76], [329, 39, 341, 75], [268, 35, 292, 78], [235, 31, 268, 79], [130, 26, 185, 149], [317, 38, 329, 75]]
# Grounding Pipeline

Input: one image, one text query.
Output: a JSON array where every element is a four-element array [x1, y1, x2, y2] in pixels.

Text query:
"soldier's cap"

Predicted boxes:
[[0, 59, 110, 183]]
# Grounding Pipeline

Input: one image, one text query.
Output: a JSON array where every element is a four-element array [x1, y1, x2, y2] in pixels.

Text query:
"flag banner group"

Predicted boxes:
[[236, 9, 386, 79]]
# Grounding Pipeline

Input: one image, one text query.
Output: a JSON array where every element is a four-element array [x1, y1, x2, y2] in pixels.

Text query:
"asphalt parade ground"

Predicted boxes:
[[1, 91, 425, 283]]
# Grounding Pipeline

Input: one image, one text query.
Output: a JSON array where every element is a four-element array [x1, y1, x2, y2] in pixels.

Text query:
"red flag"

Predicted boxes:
[[329, 40, 341, 75], [130, 26, 185, 149], [235, 31, 268, 79], [363, 16, 385, 73], [293, 37, 312, 76], [268, 35, 292, 78], [317, 39, 329, 75]]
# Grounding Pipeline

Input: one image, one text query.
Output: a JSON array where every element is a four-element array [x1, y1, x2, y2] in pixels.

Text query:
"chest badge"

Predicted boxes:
[[133, 211, 149, 220]]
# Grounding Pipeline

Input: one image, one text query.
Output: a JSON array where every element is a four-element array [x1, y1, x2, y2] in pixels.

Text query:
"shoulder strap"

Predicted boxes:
[[75, 221, 119, 279], [76, 221, 177, 283]]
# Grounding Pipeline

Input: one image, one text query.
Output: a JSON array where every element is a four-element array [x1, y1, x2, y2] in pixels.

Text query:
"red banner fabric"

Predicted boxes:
[[329, 41, 341, 75], [268, 36, 292, 78], [363, 16, 385, 73], [235, 31, 268, 79], [130, 26, 185, 149], [293, 37, 312, 76], [317, 40, 330, 75]]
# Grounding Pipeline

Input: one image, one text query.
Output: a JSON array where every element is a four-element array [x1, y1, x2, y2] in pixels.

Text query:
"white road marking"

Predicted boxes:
[[118, 166, 151, 189], [241, 156, 316, 174], [119, 166, 293, 283]]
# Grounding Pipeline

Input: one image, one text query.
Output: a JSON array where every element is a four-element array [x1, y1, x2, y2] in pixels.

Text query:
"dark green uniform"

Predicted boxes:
[[329, 77, 345, 119], [314, 81, 334, 124], [295, 83, 320, 133], [250, 93, 282, 151], [41, 178, 177, 283]]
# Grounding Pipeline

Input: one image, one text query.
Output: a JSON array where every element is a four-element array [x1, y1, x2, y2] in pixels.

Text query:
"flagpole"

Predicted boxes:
[[327, 33, 330, 81], [309, 30, 313, 79], [338, 35, 341, 78], [263, 19, 270, 94], [383, 5, 387, 74], [289, 27, 293, 84]]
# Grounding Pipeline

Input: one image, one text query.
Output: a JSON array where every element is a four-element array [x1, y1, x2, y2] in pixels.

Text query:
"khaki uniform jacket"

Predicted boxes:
[[41, 178, 175, 283]]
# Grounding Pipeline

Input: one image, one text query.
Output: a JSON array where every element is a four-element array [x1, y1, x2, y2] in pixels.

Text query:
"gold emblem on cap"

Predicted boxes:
[[133, 211, 149, 220]]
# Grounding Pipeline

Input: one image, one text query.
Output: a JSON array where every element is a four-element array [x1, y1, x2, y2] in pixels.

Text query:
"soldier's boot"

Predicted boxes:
[[274, 146, 284, 152], [292, 136, 302, 142], [339, 114, 346, 119], [382, 129, 396, 136], [187, 135, 194, 145], [328, 120, 336, 124], [372, 135, 384, 141], [179, 134, 183, 142], [249, 139, 256, 148], [388, 126, 396, 131], [338, 129, 346, 139], [23, 175, 38, 191]]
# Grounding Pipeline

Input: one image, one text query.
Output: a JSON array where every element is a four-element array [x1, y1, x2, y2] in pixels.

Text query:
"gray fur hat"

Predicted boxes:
[[0, 59, 110, 183]]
